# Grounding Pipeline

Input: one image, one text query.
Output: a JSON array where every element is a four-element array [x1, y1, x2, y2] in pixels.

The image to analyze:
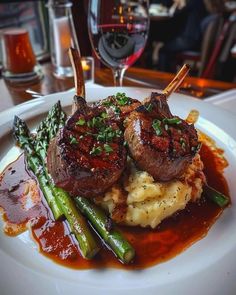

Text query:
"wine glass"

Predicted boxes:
[[88, 0, 149, 86]]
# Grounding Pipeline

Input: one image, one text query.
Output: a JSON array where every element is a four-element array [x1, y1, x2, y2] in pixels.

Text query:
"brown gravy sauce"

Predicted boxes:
[[0, 143, 230, 269]]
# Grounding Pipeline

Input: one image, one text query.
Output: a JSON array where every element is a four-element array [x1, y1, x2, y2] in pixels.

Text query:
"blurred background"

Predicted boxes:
[[0, 0, 235, 82]]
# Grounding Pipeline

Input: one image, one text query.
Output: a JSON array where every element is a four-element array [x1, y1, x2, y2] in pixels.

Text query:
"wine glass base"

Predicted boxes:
[[53, 66, 74, 79]]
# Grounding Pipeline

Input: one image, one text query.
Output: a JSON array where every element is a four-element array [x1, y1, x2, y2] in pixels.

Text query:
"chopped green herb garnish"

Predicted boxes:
[[115, 92, 130, 106], [163, 117, 182, 125], [123, 140, 128, 147], [76, 118, 86, 126], [104, 144, 113, 154], [107, 131, 114, 141], [87, 116, 104, 128], [152, 119, 162, 136], [114, 106, 121, 115], [87, 120, 92, 128], [115, 129, 122, 137], [97, 133, 106, 142], [95, 126, 121, 143], [102, 100, 113, 107], [69, 135, 78, 144], [90, 146, 102, 156], [145, 103, 153, 112], [101, 112, 108, 119]]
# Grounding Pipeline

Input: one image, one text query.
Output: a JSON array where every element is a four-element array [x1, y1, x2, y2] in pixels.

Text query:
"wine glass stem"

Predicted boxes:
[[113, 68, 125, 87]]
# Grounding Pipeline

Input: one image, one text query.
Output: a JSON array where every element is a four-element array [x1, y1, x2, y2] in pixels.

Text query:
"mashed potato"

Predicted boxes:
[[96, 155, 205, 229]]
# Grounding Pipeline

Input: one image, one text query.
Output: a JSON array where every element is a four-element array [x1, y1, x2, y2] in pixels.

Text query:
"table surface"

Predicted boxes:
[[0, 63, 235, 113]]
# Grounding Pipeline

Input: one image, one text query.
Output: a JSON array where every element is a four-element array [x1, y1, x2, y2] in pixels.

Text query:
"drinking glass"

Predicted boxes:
[[47, 0, 79, 78], [1, 28, 43, 84], [88, 0, 149, 86]]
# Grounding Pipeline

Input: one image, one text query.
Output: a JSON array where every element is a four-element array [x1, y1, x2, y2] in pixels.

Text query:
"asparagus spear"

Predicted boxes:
[[75, 196, 135, 264], [54, 188, 100, 259], [204, 184, 230, 208], [33, 104, 99, 259], [34, 101, 66, 161], [13, 116, 63, 220]]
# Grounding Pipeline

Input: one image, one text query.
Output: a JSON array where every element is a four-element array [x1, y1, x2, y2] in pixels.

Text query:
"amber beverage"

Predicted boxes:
[[1, 28, 42, 84], [2, 28, 36, 73]]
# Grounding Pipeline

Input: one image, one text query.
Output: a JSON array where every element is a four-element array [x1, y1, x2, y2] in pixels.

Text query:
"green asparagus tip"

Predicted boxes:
[[205, 185, 230, 208], [123, 248, 135, 264]]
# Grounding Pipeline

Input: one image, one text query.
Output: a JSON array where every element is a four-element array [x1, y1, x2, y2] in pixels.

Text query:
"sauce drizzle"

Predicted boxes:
[[0, 143, 230, 269]]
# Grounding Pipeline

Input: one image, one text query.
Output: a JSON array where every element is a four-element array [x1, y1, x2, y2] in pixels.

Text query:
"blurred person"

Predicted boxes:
[[156, 0, 228, 72], [148, 0, 189, 66], [156, 0, 208, 72]]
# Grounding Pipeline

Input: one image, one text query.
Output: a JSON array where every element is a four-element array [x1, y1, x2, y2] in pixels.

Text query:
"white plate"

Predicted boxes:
[[0, 87, 236, 295]]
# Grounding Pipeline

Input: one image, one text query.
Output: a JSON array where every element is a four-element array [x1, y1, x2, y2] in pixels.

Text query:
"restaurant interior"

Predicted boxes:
[[0, 0, 235, 102], [1, 1, 236, 294]]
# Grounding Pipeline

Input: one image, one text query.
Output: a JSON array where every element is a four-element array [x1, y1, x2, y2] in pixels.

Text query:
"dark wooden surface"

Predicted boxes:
[[0, 63, 235, 113]]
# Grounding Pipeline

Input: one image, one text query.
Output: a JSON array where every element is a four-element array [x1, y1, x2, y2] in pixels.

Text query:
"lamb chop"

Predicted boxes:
[[124, 65, 200, 182], [47, 48, 127, 198], [92, 93, 141, 129]]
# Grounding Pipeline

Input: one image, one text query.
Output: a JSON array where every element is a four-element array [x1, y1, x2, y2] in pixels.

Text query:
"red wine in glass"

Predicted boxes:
[[88, 0, 149, 86]]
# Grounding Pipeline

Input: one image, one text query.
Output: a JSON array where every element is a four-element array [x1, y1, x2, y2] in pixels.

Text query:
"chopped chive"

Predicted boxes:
[[145, 103, 153, 112], [116, 92, 130, 106], [163, 117, 182, 125], [87, 117, 104, 128], [115, 129, 122, 137], [101, 112, 108, 119], [76, 118, 86, 126], [204, 185, 230, 207], [69, 135, 78, 144], [102, 100, 113, 107], [97, 134, 106, 142], [114, 106, 121, 115], [87, 120, 92, 128], [152, 119, 162, 136], [90, 146, 102, 156], [107, 132, 114, 141], [92, 117, 97, 127], [104, 144, 113, 153]]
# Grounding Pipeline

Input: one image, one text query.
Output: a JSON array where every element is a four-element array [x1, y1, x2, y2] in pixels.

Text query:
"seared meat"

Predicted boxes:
[[47, 97, 126, 197], [47, 48, 127, 198], [92, 93, 141, 128], [124, 92, 199, 182]]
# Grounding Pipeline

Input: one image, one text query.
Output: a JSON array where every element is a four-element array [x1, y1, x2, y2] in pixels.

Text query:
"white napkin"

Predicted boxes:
[[205, 89, 236, 115]]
